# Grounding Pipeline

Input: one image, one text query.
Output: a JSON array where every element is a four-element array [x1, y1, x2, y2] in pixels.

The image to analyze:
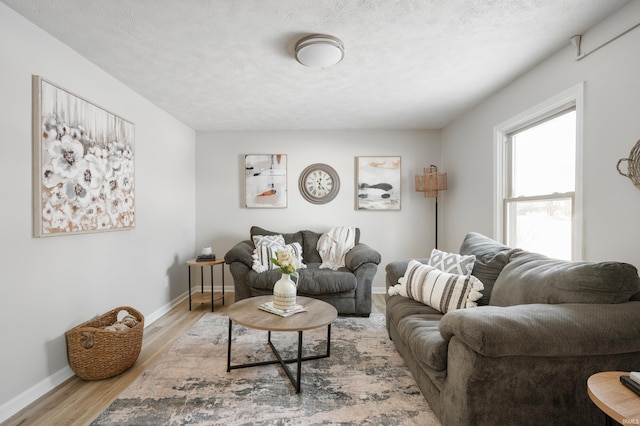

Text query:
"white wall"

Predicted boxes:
[[440, 1, 640, 268], [0, 4, 196, 421], [195, 130, 441, 291]]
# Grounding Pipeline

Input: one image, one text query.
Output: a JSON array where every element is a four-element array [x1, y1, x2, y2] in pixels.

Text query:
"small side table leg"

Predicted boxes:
[[200, 266, 204, 295], [210, 265, 214, 312], [188, 265, 192, 311], [221, 264, 225, 305]]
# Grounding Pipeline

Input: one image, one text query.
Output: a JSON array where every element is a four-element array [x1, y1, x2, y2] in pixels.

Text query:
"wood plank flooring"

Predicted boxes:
[[5, 293, 387, 426]]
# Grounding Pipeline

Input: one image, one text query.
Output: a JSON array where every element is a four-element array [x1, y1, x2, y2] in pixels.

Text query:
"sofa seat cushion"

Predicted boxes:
[[399, 314, 448, 371], [491, 251, 640, 306], [245, 263, 357, 295], [386, 296, 446, 371]]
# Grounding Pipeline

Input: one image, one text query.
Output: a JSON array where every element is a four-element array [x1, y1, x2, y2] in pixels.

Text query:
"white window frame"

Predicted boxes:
[[493, 83, 584, 260]]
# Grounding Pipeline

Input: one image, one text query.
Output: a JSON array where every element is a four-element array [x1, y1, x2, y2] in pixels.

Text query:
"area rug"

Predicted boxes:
[[91, 313, 440, 425]]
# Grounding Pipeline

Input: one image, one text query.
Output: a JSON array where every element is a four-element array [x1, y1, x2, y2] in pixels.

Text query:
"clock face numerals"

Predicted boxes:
[[299, 164, 340, 204], [306, 170, 333, 197]]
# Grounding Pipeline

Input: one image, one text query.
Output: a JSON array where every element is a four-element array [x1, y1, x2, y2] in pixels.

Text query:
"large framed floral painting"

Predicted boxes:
[[32, 76, 135, 237], [356, 156, 401, 210], [244, 154, 287, 208]]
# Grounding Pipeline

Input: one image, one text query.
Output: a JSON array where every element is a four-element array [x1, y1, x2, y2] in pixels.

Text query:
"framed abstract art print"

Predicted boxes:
[[244, 154, 287, 208], [356, 156, 401, 210]]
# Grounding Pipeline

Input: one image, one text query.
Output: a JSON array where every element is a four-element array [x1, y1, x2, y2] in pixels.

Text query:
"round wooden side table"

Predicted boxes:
[[587, 371, 640, 425], [186, 258, 225, 311]]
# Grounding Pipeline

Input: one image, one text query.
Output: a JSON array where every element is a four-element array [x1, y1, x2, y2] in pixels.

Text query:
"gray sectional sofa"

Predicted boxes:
[[385, 232, 640, 426], [225, 226, 381, 316]]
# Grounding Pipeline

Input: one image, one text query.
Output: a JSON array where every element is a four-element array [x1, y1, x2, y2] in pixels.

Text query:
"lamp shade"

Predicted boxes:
[[415, 165, 447, 198], [295, 34, 344, 68]]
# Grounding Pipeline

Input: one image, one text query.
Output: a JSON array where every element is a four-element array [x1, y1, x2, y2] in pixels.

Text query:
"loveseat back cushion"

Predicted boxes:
[[490, 251, 640, 306], [459, 232, 521, 305], [250, 226, 304, 247], [301, 230, 323, 263], [245, 264, 357, 295], [301, 229, 361, 264]]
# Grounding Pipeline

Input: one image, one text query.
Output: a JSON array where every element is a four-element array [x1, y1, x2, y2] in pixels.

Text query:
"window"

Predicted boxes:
[[495, 84, 583, 260]]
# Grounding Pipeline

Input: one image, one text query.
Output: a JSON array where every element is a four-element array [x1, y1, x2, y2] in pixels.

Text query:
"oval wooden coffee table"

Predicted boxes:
[[226, 295, 338, 393]]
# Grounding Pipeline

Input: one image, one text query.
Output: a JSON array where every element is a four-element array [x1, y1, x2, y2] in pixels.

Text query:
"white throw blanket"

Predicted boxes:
[[317, 226, 356, 270]]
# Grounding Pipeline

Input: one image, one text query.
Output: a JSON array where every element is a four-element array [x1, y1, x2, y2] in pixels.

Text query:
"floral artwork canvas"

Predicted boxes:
[[32, 76, 135, 237], [244, 154, 287, 208], [356, 156, 401, 210]]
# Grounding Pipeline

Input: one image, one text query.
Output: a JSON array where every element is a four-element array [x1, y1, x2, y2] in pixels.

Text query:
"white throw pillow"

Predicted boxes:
[[428, 248, 475, 275], [252, 242, 305, 273], [388, 260, 484, 314]]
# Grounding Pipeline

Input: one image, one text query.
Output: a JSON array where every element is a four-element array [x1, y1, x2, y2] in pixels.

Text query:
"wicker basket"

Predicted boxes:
[[617, 139, 640, 190], [65, 306, 144, 380]]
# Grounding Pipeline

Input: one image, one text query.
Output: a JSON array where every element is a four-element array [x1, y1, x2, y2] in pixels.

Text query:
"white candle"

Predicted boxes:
[[202, 247, 212, 255]]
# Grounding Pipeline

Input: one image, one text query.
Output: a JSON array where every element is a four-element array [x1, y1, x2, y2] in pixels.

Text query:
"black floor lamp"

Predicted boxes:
[[415, 165, 448, 249]]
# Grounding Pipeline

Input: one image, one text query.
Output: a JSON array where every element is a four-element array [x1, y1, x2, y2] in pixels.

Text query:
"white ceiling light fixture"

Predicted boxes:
[[295, 34, 344, 68]]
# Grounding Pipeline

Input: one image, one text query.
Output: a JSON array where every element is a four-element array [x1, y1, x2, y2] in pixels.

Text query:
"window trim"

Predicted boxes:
[[493, 83, 584, 260]]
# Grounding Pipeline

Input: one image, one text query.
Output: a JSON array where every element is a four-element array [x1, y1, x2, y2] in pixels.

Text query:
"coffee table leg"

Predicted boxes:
[[228, 323, 333, 394], [296, 330, 303, 392], [227, 319, 233, 372]]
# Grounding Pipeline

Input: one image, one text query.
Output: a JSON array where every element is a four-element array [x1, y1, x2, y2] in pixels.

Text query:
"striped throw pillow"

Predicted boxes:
[[252, 242, 304, 273], [388, 260, 484, 313]]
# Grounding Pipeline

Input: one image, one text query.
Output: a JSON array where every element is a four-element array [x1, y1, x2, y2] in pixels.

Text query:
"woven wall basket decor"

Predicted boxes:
[[617, 139, 640, 190]]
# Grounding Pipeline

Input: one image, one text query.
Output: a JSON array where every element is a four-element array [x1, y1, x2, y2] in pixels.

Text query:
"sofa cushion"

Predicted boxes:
[[428, 248, 475, 275], [400, 314, 449, 371], [388, 260, 484, 314], [386, 295, 447, 371], [459, 232, 521, 305], [301, 228, 361, 264], [301, 230, 323, 263], [490, 251, 640, 306], [245, 263, 357, 295], [250, 226, 304, 247]]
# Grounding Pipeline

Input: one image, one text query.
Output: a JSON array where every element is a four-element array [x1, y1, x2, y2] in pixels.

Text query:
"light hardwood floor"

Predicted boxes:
[[5, 293, 387, 426]]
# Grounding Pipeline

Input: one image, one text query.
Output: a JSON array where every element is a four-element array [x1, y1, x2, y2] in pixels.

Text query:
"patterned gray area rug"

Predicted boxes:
[[91, 312, 440, 425]]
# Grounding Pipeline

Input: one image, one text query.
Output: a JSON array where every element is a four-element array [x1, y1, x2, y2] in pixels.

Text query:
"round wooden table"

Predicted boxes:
[[226, 296, 338, 393], [587, 371, 640, 425]]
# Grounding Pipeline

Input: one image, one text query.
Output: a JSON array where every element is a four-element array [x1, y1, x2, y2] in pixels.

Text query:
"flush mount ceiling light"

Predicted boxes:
[[295, 34, 344, 68]]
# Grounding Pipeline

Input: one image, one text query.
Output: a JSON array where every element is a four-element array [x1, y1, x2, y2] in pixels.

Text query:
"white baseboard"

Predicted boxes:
[[0, 366, 74, 423], [0, 291, 201, 423]]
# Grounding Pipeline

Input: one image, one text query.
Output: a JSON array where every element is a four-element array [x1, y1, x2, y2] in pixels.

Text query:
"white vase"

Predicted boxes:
[[273, 273, 297, 311]]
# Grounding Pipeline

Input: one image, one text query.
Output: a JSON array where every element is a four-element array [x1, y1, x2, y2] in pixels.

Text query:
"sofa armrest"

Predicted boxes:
[[385, 259, 430, 289], [439, 301, 640, 357], [224, 240, 254, 267], [345, 243, 381, 271]]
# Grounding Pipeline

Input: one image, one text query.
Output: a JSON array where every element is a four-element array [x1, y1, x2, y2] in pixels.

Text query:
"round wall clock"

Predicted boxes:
[[299, 163, 340, 204]]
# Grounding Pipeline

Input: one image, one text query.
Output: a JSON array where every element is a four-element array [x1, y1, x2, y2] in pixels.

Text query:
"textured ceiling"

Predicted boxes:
[[2, 0, 630, 130]]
